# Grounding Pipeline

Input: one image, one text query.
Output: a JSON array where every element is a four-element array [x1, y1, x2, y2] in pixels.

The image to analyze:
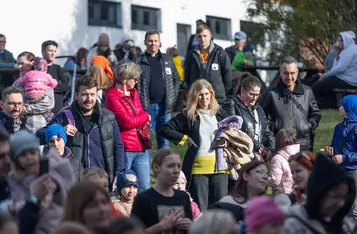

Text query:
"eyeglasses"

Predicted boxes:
[[6, 102, 23, 107], [253, 168, 268, 177], [289, 151, 312, 163]]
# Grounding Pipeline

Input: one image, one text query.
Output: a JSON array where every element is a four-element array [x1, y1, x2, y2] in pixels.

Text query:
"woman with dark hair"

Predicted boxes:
[[64, 47, 89, 71], [224, 73, 275, 160], [209, 160, 268, 222]]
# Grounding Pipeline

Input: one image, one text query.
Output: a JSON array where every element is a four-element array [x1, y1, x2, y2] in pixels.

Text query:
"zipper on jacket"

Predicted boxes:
[[290, 97, 295, 134]]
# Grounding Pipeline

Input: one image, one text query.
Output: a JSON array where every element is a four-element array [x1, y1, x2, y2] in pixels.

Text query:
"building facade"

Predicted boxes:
[[2, 0, 261, 60]]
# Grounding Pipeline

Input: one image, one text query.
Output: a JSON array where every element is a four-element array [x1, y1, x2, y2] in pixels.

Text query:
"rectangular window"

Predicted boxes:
[[131, 5, 161, 31], [206, 16, 232, 40], [88, 0, 122, 28]]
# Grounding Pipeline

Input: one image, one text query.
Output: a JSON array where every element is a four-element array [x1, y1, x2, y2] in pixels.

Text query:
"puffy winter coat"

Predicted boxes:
[[105, 86, 150, 152], [268, 144, 300, 195]]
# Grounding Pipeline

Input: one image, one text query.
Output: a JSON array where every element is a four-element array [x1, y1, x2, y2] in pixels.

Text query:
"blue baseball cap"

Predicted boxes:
[[234, 31, 247, 40], [117, 169, 139, 191]]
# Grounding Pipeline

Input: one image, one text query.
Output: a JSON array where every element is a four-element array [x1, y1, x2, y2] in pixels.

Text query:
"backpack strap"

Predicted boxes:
[[287, 214, 323, 234], [63, 109, 76, 126]]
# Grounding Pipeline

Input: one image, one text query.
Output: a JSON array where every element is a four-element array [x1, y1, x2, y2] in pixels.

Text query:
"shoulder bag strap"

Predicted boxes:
[[291, 97, 308, 116], [287, 214, 323, 234], [121, 97, 137, 116]]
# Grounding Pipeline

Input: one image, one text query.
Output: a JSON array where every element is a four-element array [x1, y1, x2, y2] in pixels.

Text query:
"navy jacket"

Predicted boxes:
[[37, 102, 124, 183]]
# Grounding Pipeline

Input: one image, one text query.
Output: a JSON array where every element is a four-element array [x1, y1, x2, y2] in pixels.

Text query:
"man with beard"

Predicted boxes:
[[0, 87, 27, 133], [36, 75, 124, 187]]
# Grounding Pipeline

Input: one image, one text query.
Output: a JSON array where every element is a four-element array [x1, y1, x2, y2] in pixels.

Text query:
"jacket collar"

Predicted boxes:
[[140, 50, 162, 64], [71, 101, 102, 118], [233, 95, 258, 110], [277, 79, 304, 96]]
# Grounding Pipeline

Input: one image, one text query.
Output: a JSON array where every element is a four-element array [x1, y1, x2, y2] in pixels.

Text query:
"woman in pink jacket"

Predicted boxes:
[[268, 129, 300, 195]]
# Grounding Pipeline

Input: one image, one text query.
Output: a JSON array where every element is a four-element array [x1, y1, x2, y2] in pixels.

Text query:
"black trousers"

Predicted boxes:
[[312, 76, 356, 108], [190, 174, 228, 211]]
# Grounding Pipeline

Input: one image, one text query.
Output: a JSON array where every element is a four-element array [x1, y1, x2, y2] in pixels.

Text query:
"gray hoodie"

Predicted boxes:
[[325, 31, 357, 86]]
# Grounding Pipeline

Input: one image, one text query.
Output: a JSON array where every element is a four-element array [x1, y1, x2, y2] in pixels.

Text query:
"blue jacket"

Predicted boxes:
[[331, 119, 357, 170], [0, 49, 16, 69], [37, 102, 124, 183], [331, 95, 357, 170]]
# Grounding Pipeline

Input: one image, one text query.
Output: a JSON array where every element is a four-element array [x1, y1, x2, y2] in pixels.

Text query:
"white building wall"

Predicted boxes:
[[1, 0, 252, 59]]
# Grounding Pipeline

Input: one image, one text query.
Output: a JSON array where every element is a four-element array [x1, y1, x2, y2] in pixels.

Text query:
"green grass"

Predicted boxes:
[[151, 109, 341, 157], [314, 109, 341, 153]]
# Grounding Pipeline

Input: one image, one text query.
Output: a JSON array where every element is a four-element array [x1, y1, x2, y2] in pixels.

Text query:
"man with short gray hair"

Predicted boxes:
[[259, 56, 321, 151]]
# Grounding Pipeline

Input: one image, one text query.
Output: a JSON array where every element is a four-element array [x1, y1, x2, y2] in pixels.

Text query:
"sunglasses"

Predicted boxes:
[[289, 151, 312, 163]]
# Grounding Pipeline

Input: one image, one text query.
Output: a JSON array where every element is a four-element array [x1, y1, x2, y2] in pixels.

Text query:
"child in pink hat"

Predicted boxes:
[[173, 171, 201, 220], [244, 195, 285, 234]]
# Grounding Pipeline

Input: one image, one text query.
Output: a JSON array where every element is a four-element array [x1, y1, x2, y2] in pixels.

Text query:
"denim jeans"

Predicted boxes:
[[124, 150, 150, 192], [149, 103, 171, 149], [347, 170, 357, 219]]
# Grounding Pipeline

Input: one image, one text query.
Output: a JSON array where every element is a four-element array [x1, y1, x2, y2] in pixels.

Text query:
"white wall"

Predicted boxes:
[[1, 0, 252, 59]]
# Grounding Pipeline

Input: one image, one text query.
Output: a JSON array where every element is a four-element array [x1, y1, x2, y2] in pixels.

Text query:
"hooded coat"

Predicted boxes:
[[331, 95, 357, 170], [284, 154, 356, 234], [325, 31, 357, 86]]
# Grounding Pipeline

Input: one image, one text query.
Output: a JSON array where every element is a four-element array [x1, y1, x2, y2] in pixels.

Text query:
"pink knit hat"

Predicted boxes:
[[244, 195, 285, 231], [179, 170, 187, 183]]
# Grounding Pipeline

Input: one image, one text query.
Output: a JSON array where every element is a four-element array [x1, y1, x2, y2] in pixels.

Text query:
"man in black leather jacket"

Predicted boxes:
[[259, 56, 321, 151]]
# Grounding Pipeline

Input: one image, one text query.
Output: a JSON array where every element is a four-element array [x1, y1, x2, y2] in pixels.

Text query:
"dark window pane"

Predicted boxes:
[[132, 8, 138, 24], [88, 3, 94, 19], [101, 4, 108, 20], [215, 21, 221, 34], [143, 10, 150, 25], [207, 19, 212, 28], [108, 5, 116, 24]]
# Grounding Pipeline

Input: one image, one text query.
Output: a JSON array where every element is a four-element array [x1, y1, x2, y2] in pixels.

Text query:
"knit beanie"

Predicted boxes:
[[45, 124, 67, 144], [9, 130, 40, 160], [117, 169, 138, 192], [179, 170, 187, 183], [244, 195, 285, 231]]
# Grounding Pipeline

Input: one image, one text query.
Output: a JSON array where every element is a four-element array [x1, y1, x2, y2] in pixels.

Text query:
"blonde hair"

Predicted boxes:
[[151, 148, 180, 178], [88, 64, 111, 90], [185, 79, 218, 121], [113, 61, 142, 84], [189, 210, 236, 234]]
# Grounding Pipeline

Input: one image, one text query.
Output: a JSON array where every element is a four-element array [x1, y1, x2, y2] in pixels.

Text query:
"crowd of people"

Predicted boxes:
[[0, 19, 356, 234]]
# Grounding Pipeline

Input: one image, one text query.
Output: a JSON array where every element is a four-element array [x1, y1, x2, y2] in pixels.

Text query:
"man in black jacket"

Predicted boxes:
[[184, 24, 232, 105], [41, 40, 69, 113], [0, 87, 27, 133], [259, 56, 321, 151], [135, 31, 180, 149]]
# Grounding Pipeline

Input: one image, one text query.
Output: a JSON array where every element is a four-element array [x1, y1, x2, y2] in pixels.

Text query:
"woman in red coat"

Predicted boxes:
[[105, 61, 150, 192]]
